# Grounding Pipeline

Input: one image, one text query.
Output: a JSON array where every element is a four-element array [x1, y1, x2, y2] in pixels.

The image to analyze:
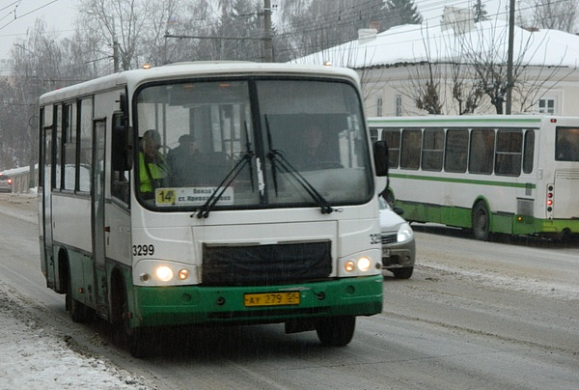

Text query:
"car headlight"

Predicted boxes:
[[397, 222, 413, 242]]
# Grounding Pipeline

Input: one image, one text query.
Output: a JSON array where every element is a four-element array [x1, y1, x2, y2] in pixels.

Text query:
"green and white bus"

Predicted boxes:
[[368, 115, 579, 240], [38, 62, 388, 357]]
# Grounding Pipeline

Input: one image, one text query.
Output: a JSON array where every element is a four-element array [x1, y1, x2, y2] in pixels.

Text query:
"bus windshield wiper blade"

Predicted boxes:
[[264, 117, 332, 214], [268, 150, 333, 214], [196, 151, 254, 219]]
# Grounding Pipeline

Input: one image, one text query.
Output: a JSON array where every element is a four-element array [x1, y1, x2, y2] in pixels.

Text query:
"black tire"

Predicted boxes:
[[392, 267, 413, 279], [316, 316, 356, 347], [472, 202, 491, 241], [111, 275, 129, 341], [110, 275, 151, 358], [129, 327, 153, 358]]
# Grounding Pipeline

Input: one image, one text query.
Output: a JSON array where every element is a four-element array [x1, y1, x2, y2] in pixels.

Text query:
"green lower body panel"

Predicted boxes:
[[133, 275, 383, 328], [398, 200, 579, 236]]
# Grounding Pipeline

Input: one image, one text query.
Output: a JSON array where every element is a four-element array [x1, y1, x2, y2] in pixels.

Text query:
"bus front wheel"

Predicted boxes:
[[472, 202, 490, 241], [316, 316, 356, 347]]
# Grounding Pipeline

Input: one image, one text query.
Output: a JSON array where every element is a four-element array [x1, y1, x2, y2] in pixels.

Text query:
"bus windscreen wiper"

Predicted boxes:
[[196, 124, 255, 218], [265, 116, 333, 214]]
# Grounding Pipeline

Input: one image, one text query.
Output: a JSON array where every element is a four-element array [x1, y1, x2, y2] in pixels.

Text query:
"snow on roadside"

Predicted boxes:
[[419, 261, 579, 301], [0, 193, 153, 390], [0, 284, 153, 390]]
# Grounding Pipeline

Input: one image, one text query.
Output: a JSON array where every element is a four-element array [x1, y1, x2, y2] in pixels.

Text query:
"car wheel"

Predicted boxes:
[[392, 267, 413, 279]]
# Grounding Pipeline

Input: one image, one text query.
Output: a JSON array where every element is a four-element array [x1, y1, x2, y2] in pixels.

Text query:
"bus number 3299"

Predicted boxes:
[[133, 244, 155, 257]]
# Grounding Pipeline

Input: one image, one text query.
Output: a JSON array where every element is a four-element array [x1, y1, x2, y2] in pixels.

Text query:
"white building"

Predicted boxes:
[[0, 58, 14, 78], [293, 9, 579, 118]]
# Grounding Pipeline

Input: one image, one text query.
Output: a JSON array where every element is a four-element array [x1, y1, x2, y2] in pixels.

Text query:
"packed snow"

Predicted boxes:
[[0, 193, 153, 390], [0, 286, 152, 390]]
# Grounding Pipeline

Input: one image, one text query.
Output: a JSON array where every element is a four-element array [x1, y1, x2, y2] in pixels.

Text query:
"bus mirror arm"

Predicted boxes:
[[374, 140, 389, 177]]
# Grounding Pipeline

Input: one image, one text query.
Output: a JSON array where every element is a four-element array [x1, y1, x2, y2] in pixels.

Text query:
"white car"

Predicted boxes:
[[0, 175, 12, 193], [379, 197, 416, 279]]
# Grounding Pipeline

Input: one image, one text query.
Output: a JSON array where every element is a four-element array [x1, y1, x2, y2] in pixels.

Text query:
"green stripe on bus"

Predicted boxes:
[[390, 173, 536, 189]]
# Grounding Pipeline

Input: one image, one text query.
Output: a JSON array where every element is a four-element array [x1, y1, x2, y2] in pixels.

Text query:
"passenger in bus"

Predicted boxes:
[[297, 125, 337, 170], [167, 134, 201, 186], [139, 130, 169, 198]]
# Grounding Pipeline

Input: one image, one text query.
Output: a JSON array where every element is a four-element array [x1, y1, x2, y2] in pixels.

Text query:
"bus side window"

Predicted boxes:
[[445, 129, 468, 173], [523, 129, 535, 173], [422, 128, 444, 171], [469, 129, 494, 174], [382, 130, 400, 169], [495, 129, 522, 176], [400, 129, 421, 170]]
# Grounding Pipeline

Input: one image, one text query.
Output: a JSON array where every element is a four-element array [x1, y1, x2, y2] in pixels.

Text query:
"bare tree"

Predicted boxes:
[[408, 62, 444, 115], [459, 19, 576, 114], [521, 0, 578, 32], [78, 0, 180, 70]]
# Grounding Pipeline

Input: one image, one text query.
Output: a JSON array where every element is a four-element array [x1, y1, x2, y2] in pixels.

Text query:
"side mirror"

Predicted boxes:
[[112, 111, 133, 171], [373, 140, 389, 177]]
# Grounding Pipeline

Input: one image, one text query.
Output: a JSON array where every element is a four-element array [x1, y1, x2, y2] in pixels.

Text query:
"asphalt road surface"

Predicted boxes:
[[1, 194, 577, 389]]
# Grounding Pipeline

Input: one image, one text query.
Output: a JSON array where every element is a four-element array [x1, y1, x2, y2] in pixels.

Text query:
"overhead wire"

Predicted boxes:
[[0, 0, 63, 31]]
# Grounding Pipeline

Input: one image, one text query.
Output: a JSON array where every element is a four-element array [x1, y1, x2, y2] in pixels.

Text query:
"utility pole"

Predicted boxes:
[[263, 0, 273, 62], [505, 0, 515, 114], [113, 40, 120, 72]]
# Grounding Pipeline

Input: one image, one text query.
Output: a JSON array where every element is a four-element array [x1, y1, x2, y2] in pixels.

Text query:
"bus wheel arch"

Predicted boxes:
[[110, 268, 129, 332], [471, 199, 491, 241], [61, 249, 92, 323], [110, 267, 150, 358], [56, 248, 69, 294]]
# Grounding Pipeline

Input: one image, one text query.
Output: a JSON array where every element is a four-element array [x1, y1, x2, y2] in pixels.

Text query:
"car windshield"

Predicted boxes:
[[134, 77, 374, 211]]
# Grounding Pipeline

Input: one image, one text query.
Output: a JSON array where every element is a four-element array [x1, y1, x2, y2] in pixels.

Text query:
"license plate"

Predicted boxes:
[[382, 247, 391, 257], [244, 292, 301, 307]]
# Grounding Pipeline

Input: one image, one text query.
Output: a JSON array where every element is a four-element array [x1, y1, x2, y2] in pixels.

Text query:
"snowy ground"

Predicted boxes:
[[0, 286, 152, 390], [0, 193, 153, 390]]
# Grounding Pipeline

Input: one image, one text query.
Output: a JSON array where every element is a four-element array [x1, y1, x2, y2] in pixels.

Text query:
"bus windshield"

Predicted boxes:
[[135, 78, 373, 210]]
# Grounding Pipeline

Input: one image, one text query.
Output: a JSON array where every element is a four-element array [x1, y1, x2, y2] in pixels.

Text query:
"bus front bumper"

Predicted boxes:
[[132, 275, 383, 328]]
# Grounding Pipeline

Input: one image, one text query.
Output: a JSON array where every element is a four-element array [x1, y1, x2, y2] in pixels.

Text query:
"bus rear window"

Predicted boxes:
[[555, 127, 579, 161]]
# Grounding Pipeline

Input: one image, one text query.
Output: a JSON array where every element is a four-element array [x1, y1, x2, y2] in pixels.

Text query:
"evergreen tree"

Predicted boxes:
[[383, 0, 423, 31], [356, 0, 389, 31], [473, 0, 489, 23]]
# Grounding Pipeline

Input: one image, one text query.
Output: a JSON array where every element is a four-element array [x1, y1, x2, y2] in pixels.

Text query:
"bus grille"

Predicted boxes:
[[382, 234, 397, 245], [202, 241, 332, 286]]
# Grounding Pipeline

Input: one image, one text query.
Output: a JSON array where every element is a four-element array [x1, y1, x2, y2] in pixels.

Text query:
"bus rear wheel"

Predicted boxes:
[[316, 316, 356, 346], [472, 202, 490, 241]]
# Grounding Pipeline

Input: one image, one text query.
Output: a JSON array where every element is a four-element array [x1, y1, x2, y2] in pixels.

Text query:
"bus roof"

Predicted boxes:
[[39, 62, 360, 104]]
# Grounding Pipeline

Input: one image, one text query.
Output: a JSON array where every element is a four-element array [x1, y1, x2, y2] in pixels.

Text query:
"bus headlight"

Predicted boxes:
[[155, 266, 174, 282], [178, 269, 189, 280], [344, 260, 356, 272], [357, 257, 371, 272], [134, 260, 197, 286], [339, 253, 379, 276]]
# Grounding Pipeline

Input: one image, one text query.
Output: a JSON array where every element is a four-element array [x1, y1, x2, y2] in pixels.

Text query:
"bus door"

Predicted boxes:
[[41, 126, 55, 288], [92, 119, 108, 311]]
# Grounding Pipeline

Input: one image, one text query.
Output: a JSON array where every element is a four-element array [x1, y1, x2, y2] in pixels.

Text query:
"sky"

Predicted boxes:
[[0, 0, 78, 57], [0, 0, 505, 58]]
